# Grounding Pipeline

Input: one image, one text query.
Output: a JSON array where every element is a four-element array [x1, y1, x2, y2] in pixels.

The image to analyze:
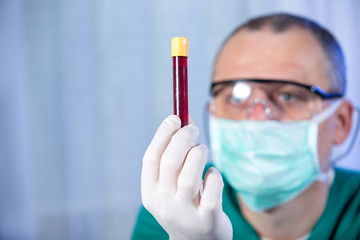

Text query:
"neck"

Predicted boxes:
[[239, 181, 330, 240]]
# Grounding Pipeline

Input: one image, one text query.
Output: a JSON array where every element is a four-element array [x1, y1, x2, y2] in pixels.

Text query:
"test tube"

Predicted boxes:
[[172, 37, 189, 127]]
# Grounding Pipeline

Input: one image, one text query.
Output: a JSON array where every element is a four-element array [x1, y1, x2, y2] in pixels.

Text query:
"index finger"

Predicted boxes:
[[141, 115, 181, 193]]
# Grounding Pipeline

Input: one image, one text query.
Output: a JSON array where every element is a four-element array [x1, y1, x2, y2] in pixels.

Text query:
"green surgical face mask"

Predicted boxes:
[[209, 99, 342, 212]]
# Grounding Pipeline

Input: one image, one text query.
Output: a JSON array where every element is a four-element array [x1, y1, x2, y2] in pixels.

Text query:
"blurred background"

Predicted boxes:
[[1, 0, 359, 239]]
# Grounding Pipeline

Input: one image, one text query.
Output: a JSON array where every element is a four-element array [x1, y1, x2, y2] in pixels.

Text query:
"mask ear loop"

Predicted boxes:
[[332, 106, 360, 163]]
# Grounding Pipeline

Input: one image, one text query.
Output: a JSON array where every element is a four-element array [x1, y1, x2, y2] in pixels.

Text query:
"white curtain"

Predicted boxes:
[[1, 0, 359, 239]]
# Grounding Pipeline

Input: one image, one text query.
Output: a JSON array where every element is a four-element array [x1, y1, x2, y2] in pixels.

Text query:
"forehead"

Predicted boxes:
[[213, 27, 330, 90]]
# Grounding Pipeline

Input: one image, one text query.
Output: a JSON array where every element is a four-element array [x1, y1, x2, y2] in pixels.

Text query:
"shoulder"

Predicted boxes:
[[334, 167, 360, 188], [331, 167, 360, 201], [326, 168, 360, 238]]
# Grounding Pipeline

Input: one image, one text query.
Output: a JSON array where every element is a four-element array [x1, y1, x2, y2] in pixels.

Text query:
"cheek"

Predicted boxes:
[[317, 119, 336, 171]]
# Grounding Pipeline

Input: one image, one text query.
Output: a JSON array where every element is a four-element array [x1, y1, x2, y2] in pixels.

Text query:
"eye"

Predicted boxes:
[[279, 92, 296, 102], [229, 94, 245, 104]]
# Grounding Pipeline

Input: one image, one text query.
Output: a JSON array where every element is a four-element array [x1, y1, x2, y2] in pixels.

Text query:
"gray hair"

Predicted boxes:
[[218, 13, 346, 95]]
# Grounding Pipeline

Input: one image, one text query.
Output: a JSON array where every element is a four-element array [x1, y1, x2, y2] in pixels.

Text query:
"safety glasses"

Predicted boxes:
[[210, 79, 343, 121]]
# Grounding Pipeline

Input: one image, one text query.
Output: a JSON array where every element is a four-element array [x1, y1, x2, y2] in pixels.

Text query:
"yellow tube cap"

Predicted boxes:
[[171, 37, 188, 57]]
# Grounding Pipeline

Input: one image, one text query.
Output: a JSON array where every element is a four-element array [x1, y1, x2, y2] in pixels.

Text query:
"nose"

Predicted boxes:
[[246, 98, 272, 121]]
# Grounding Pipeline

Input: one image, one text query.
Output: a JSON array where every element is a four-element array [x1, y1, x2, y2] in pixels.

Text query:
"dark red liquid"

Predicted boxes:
[[173, 56, 188, 127]]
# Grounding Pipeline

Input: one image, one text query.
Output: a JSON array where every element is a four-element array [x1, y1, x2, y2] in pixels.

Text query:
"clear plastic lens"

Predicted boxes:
[[212, 81, 322, 121], [232, 82, 251, 103]]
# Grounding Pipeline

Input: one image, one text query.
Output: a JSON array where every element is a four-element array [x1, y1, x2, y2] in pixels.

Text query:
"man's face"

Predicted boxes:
[[212, 27, 335, 171]]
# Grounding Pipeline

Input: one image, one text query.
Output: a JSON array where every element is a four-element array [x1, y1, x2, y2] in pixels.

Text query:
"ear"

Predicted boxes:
[[207, 101, 215, 114], [333, 100, 354, 145]]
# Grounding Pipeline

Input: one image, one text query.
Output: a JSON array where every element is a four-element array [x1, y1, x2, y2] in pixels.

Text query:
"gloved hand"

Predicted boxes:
[[141, 115, 233, 240]]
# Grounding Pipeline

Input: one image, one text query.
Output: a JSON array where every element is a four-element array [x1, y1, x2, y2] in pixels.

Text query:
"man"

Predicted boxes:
[[132, 13, 359, 239]]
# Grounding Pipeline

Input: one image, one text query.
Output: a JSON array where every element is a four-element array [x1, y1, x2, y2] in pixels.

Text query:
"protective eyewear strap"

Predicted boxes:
[[312, 99, 343, 124]]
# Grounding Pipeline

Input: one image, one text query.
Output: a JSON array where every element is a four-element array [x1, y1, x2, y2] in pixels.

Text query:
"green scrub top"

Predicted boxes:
[[132, 167, 360, 239]]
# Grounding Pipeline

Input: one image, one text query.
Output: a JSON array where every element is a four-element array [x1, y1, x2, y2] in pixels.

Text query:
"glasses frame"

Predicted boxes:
[[210, 79, 344, 100]]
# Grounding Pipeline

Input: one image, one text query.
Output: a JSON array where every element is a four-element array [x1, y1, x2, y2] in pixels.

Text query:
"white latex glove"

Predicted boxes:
[[141, 115, 233, 240]]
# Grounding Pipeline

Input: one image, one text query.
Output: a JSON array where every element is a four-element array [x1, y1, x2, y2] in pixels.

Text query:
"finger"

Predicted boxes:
[[200, 167, 224, 213], [158, 124, 199, 193], [141, 115, 181, 195], [188, 116, 194, 124], [176, 144, 208, 201]]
